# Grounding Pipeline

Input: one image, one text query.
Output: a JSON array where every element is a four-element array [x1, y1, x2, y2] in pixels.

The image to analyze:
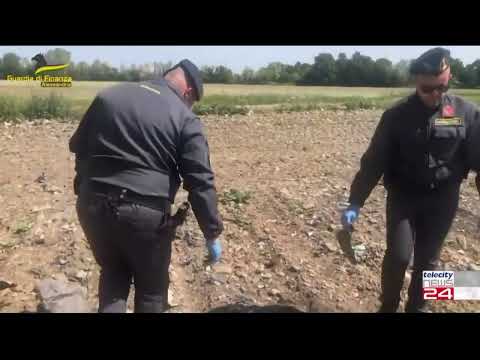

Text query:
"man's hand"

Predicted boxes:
[[341, 205, 360, 229], [206, 238, 222, 264]]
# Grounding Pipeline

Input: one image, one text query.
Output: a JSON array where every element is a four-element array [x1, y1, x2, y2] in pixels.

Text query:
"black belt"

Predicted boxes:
[[88, 181, 171, 212], [386, 179, 461, 194]]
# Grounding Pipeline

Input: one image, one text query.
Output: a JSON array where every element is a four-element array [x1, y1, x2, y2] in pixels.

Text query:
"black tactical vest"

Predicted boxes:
[[385, 94, 469, 191]]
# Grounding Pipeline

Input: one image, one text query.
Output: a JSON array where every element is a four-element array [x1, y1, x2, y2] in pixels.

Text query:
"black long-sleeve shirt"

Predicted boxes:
[[69, 78, 223, 240], [349, 93, 480, 207]]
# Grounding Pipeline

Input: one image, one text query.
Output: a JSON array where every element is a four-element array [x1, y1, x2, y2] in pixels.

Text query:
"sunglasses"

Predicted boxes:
[[419, 84, 449, 94]]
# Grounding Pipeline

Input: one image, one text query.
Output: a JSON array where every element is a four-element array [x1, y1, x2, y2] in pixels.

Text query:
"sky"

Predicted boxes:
[[0, 46, 479, 72]]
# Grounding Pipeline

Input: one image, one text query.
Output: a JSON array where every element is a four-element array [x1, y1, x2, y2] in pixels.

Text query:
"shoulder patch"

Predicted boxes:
[[386, 93, 414, 112], [139, 84, 162, 95]]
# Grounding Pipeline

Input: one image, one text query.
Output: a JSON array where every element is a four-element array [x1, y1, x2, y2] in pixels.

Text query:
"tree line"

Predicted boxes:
[[1, 48, 479, 88]]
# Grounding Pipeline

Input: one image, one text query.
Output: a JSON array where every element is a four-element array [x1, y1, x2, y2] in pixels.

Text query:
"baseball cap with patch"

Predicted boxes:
[[164, 59, 203, 101], [409, 47, 451, 76]]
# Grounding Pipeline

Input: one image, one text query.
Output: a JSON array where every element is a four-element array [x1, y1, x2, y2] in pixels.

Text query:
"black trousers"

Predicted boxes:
[[76, 184, 175, 313], [380, 184, 460, 313]]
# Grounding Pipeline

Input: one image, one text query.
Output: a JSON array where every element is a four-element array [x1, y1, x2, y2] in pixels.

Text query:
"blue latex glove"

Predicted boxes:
[[341, 205, 360, 228], [206, 239, 222, 264]]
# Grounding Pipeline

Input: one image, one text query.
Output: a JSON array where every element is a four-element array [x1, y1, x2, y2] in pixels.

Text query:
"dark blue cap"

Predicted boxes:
[[165, 59, 203, 101], [410, 47, 451, 76]]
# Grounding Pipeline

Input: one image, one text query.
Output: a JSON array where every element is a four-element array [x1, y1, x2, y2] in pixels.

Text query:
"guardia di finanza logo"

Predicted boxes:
[[6, 53, 73, 87]]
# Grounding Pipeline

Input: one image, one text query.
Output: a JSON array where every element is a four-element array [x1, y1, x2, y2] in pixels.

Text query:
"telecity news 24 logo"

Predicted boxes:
[[423, 271, 455, 300], [6, 53, 73, 88]]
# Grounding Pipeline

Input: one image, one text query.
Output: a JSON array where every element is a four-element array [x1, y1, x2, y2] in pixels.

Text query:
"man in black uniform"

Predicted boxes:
[[341, 48, 480, 312], [69, 59, 224, 313]]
